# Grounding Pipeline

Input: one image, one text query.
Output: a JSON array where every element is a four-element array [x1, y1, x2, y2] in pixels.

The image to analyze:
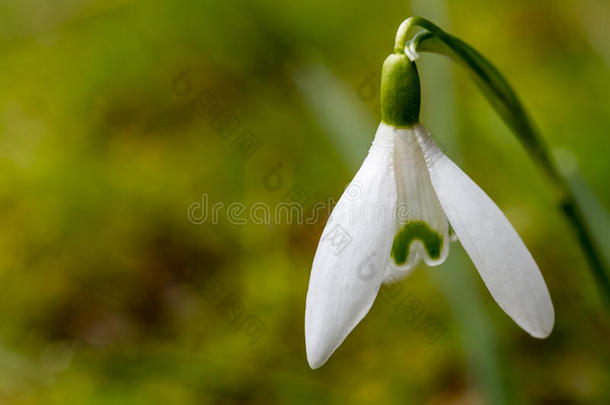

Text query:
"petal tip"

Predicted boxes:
[[535, 314, 555, 340], [305, 333, 331, 369], [522, 302, 555, 339], [306, 353, 327, 370], [528, 324, 553, 339]]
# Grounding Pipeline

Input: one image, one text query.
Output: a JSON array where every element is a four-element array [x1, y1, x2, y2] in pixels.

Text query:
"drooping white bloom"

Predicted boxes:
[[305, 122, 554, 369]]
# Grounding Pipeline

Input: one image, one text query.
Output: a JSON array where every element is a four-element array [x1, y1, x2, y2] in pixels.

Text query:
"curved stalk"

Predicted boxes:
[[400, 17, 610, 305]]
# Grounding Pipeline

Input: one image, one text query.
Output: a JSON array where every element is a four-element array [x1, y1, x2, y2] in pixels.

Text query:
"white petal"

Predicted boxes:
[[415, 124, 554, 338], [305, 123, 396, 369], [383, 127, 450, 283]]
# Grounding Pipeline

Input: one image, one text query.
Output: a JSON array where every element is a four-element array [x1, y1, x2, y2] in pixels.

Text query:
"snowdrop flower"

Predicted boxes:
[[305, 43, 554, 369]]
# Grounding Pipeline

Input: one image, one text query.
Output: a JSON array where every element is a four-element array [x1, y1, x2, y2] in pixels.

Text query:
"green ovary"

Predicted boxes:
[[391, 220, 443, 265]]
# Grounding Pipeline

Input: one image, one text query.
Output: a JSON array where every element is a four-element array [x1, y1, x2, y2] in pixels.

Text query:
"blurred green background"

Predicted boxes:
[[1, 0, 609, 403]]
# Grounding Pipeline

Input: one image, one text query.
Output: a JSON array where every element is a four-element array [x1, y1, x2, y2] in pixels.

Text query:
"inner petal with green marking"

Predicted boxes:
[[391, 220, 443, 265], [383, 126, 450, 282]]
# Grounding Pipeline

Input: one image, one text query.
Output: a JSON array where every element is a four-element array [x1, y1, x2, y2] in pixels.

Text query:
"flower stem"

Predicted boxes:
[[394, 18, 420, 54], [398, 17, 610, 305]]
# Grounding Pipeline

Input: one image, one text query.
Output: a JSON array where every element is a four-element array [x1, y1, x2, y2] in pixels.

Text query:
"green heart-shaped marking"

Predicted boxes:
[[391, 220, 442, 265]]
